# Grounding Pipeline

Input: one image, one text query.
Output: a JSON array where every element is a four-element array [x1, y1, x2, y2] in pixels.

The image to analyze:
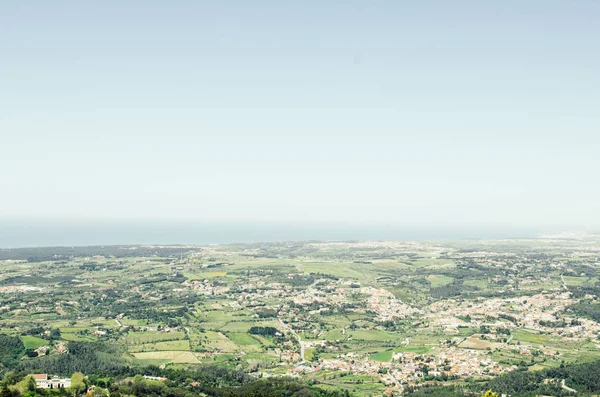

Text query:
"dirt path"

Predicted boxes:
[[561, 274, 569, 291], [561, 379, 577, 393]]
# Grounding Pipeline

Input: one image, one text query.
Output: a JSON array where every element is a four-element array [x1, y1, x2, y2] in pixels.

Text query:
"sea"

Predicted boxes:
[[0, 219, 547, 249]]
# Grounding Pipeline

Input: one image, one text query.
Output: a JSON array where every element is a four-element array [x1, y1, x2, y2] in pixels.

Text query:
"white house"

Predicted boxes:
[[32, 374, 72, 389]]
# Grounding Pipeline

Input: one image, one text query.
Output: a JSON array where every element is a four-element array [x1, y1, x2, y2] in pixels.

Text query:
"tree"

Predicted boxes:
[[90, 388, 108, 397], [26, 377, 35, 393], [482, 389, 499, 397], [70, 372, 87, 396], [49, 328, 61, 340], [0, 383, 12, 397], [2, 373, 22, 387]]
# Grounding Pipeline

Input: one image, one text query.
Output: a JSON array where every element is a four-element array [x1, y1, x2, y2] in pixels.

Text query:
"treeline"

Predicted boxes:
[[281, 274, 317, 287], [406, 359, 600, 397], [17, 341, 126, 376], [0, 335, 24, 371], [0, 246, 195, 262], [430, 279, 479, 299], [405, 385, 469, 397], [567, 301, 600, 323], [546, 360, 600, 393], [539, 319, 581, 328], [4, 353, 348, 397], [248, 327, 279, 336], [256, 309, 278, 318], [76, 292, 197, 324], [108, 375, 347, 397]]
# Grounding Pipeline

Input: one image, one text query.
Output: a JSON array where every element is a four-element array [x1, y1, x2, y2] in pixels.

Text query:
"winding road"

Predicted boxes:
[[561, 274, 569, 291], [279, 318, 306, 361]]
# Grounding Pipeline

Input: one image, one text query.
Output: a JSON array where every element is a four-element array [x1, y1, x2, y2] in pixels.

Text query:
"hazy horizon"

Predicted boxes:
[[1, 217, 596, 249], [2, 1, 599, 230]]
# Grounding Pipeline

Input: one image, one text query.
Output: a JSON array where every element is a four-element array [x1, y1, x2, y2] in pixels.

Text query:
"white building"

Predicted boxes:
[[32, 374, 72, 389]]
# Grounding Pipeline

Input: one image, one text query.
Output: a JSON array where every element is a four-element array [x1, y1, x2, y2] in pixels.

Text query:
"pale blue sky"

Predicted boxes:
[[1, 1, 599, 229]]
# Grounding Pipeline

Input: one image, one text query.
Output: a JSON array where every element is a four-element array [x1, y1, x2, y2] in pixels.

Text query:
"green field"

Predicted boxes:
[[563, 276, 591, 287], [203, 331, 239, 352], [396, 346, 430, 354], [369, 350, 393, 362], [226, 332, 260, 345], [226, 333, 263, 352], [20, 335, 48, 349], [349, 330, 401, 341], [133, 351, 200, 364], [459, 334, 503, 350], [128, 340, 190, 352], [125, 331, 186, 344], [427, 274, 454, 287]]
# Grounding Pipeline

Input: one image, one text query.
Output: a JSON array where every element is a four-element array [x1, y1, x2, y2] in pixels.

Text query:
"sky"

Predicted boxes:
[[1, 0, 599, 231]]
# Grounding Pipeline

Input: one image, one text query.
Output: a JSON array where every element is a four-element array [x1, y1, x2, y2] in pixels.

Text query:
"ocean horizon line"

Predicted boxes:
[[0, 218, 585, 249]]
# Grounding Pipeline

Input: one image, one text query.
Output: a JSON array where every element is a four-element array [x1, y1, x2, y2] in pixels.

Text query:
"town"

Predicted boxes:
[[1, 236, 600, 396]]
